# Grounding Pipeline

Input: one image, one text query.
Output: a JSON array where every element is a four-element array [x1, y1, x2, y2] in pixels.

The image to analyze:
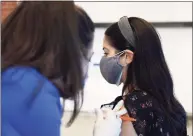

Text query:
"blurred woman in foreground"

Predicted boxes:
[[2, 2, 84, 136], [1, 2, 97, 136]]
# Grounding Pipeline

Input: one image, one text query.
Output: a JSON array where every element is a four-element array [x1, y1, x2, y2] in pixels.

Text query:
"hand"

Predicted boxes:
[[93, 108, 122, 136], [93, 100, 127, 136], [113, 100, 137, 136], [113, 100, 136, 122]]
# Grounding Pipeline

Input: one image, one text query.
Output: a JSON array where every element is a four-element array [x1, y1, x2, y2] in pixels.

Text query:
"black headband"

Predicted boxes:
[[118, 16, 136, 48]]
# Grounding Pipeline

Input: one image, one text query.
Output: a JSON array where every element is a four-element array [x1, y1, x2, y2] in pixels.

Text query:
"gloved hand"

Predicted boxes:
[[93, 100, 127, 136]]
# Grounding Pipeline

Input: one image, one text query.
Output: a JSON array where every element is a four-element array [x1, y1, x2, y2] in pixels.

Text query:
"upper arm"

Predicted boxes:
[[21, 106, 61, 136], [22, 85, 62, 136], [120, 121, 137, 136]]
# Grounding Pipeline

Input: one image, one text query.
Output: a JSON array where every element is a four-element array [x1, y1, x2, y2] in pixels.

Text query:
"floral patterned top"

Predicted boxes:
[[124, 90, 187, 136]]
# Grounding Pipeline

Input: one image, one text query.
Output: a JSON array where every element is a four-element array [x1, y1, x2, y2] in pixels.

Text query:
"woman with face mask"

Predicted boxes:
[[99, 16, 187, 136]]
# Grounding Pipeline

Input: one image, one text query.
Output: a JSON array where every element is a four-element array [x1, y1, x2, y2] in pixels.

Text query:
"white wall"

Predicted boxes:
[[75, 2, 192, 22], [65, 2, 192, 114]]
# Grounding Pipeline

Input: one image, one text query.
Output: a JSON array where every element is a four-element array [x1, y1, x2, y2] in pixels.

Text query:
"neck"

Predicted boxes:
[[123, 84, 139, 96]]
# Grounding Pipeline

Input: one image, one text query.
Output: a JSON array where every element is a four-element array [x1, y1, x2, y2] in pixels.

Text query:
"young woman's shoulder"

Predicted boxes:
[[124, 90, 170, 136]]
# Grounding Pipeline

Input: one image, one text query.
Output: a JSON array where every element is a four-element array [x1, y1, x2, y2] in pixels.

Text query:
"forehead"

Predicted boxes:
[[103, 36, 117, 51]]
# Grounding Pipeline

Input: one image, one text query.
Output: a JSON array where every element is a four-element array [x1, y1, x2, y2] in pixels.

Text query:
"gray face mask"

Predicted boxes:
[[99, 51, 126, 85]]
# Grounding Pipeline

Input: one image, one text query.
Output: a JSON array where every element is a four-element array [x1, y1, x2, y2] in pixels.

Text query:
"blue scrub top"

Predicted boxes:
[[2, 66, 63, 136]]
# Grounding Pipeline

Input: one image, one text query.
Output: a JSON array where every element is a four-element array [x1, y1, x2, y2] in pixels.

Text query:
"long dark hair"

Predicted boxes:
[[105, 17, 187, 136], [75, 6, 95, 82], [76, 5, 95, 62], [2, 1, 84, 126], [76, 5, 95, 49]]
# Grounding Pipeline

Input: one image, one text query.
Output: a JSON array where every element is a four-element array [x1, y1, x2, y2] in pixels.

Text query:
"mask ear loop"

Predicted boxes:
[[124, 54, 128, 66], [115, 50, 125, 57], [115, 50, 128, 67], [115, 50, 128, 86]]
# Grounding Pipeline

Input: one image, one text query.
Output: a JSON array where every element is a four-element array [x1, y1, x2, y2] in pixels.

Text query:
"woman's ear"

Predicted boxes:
[[119, 50, 134, 66], [124, 50, 134, 64]]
